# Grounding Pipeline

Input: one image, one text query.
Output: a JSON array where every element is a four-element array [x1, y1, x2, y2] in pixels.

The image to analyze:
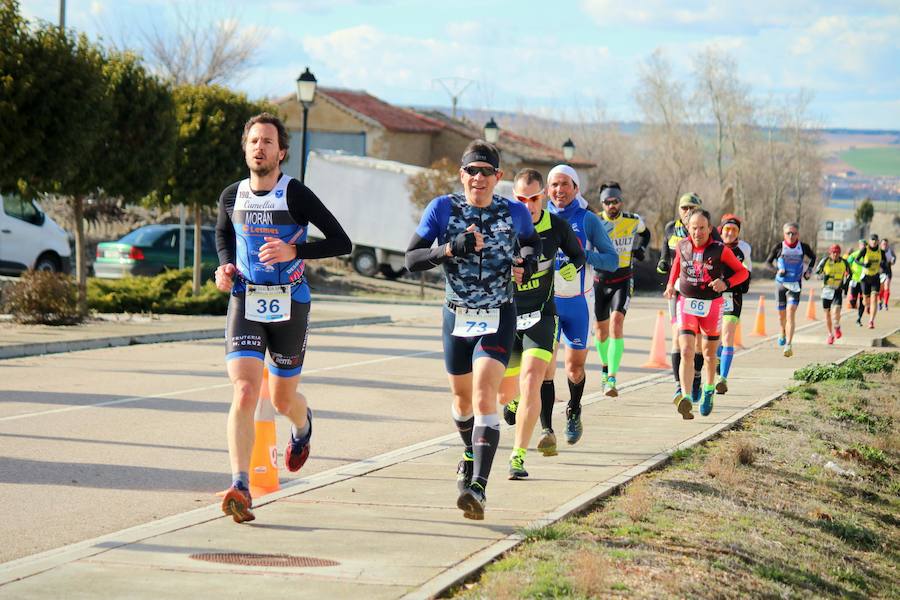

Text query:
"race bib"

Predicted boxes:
[[516, 310, 541, 331], [683, 297, 711, 317], [722, 292, 734, 313], [822, 286, 836, 300], [452, 307, 500, 337], [245, 284, 291, 323], [783, 281, 801, 293]]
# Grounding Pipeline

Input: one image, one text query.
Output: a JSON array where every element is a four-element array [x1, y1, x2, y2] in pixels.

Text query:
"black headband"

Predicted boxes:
[[461, 150, 499, 169], [721, 218, 741, 229]]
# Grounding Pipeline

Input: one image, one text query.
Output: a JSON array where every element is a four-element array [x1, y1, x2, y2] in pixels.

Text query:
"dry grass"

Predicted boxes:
[[567, 547, 611, 597], [622, 478, 654, 522]]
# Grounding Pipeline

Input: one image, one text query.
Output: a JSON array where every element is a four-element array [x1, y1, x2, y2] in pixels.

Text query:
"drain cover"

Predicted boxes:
[[190, 553, 339, 568]]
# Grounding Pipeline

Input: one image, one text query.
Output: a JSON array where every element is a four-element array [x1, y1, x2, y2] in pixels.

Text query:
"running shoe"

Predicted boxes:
[[503, 397, 519, 426], [700, 389, 714, 416], [537, 429, 558, 457], [285, 407, 313, 472], [457, 482, 486, 520], [878, 302, 884, 310], [221, 485, 255, 523], [826, 333, 834, 345], [565, 406, 583, 445], [605, 376, 618, 398], [600, 371, 608, 394], [715, 375, 728, 394], [835, 326, 842, 339], [456, 453, 473, 494], [868, 320, 875, 329], [508, 452, 528, 480], [674, 394, 694, 420], [783, 344, 793, 358], [856, 317, 862, 326], [777, 336, 786, 347]]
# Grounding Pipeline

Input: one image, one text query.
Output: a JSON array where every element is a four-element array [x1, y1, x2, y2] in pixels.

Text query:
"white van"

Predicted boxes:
[[0, 194, 72, 275]]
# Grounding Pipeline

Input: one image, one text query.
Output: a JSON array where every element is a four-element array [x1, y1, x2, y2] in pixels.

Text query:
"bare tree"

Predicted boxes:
[[135, 5, 260, 86]]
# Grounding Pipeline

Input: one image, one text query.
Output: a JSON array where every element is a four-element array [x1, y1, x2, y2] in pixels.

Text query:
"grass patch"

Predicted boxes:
[[454, 353, 900, 599], [841, 146, 900, 177], [793, 352, 899, 383]]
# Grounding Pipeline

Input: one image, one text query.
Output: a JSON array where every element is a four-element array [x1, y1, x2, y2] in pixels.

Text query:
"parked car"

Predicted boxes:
[[0, 193, 72, 275], [93, 224, 218, 279]]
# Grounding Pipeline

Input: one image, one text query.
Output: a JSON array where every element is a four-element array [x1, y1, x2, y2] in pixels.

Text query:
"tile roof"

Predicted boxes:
[[318, 88, 444, 134]]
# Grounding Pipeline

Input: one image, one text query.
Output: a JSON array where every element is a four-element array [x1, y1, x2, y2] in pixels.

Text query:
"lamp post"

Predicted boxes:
[[483, 117, 499, 144], [562, 138, 575, 162], [296, 67, 318, 183]]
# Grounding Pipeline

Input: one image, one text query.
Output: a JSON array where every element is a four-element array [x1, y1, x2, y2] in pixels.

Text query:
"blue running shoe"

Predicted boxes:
[[700, 389, 714, 416], [565, 406, 583, 445], [777, 336, 786, 347]]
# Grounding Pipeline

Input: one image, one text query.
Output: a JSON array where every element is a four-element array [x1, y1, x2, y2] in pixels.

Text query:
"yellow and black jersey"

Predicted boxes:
[[815, 256, 850, 288], [600, 211, 650, 280]]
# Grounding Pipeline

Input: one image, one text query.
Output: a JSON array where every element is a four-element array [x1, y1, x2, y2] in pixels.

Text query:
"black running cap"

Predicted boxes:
[[462, 149, 499, 168]]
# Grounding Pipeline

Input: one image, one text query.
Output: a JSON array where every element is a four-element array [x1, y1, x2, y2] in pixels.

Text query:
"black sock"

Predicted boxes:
[[540, 380, 555, 430], [858, 301, 865, 320], [567, 376, 585, 413], [472, 419, 500, 490], [453, 413, 474, 455], [693, 353, 703, 393], [672, 352, 681, 389]]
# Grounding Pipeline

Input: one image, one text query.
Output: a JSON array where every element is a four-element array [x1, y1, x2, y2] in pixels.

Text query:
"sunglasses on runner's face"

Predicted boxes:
[[515, 192, 543, 202], [602, 199, 621, 206], [785, 231, 798, 237], [462, 165, 498, 177]]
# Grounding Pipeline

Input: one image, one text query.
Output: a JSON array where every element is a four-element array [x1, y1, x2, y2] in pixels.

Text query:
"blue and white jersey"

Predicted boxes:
[[773, 241, 814, 285], [231, 175, 308, 301], [415, 193, 535, 309]]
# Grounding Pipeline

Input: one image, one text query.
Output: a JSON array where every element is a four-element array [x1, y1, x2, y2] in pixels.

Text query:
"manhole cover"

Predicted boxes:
[[190, 553, 339, 568]]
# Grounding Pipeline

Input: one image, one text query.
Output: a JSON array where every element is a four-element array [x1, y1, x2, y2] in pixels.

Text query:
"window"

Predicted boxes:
[[3, 196, 42, 225]]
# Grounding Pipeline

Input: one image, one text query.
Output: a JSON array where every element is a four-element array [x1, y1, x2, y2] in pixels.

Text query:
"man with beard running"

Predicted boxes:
[[405, 140, 541, 520], [498, 168, 584, 477], [593, 182, 650, 397], [215, 113, 351, 523]]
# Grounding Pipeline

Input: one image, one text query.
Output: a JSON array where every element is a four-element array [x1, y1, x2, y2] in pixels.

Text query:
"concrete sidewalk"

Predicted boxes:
[[2, 303, 897, 599]]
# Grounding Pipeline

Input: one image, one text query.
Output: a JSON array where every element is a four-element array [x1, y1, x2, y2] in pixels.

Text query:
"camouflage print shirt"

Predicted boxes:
[[410, 193, 538, 309]]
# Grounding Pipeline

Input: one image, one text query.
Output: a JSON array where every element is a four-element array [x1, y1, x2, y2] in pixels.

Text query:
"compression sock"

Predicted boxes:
[[720, 346, 735, 379], [540, 380, 555, 430], [567, 376, 586, 413], [608, 337, 624, 376], [858, 300, 866, 320], [472, 414, 501, 490], [693, 353, 703, 395], [452, 406, 475, 455], [716, 344, 723, 375], [595, 338, 609, 367], [672, 352, 682, 391]]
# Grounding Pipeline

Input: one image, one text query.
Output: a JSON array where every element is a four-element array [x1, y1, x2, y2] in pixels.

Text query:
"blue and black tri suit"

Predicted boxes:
[[765, 241, 816, 310], [216, 173, 351, 376], [405, 193, 540, 375], [548, 200, 619, 350]]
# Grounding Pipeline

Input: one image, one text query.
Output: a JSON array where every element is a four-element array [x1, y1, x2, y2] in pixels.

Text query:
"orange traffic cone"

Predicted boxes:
[[751, 295, 767, 336], [806, 288, 817, 321], [642, 310, 671, 369], [734, 320, 745, 349], [250, 370, 280, 498]]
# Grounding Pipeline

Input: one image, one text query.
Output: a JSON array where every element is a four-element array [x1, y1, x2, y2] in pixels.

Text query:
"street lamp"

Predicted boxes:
[[296, 67, 318, 183], [562, 138, 575, 162], [483, 117, 499, 144]]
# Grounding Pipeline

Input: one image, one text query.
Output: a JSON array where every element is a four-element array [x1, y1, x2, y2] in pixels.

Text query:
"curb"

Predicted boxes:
[[404, 342, 872, 600], [0, 315, 392, 361]]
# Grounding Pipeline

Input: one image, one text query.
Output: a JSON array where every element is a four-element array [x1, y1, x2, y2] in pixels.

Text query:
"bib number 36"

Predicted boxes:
[[245, 285, 291, 323]]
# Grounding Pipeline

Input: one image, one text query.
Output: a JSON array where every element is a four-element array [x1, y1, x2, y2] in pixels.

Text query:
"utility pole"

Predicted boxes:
[[433, 77, 473, 119], [59, 0, 65, 29]]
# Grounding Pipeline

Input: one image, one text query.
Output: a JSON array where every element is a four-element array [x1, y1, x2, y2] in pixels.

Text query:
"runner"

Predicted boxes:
[[764, 222, 816, 357], [545, 165, 618, 446], [498, 168, 585, 478], [215, 113, 352, 523], [657, 193, 716, 404], [593, 182, 650, 397], [714, 214, 752, 394], [846, 239, 866, 324], [404, 140, 541, 520], [857, 234, 883, 329], [664, 208, 749, 418], [878, 238, 895, 311], [815, 244, 850, 344]]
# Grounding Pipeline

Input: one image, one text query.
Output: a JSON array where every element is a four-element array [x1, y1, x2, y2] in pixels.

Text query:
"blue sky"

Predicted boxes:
[[19, 0, 900, 130]]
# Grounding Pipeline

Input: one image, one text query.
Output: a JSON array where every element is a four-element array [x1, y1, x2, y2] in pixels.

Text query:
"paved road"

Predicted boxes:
[[0, 282, 885, 569]]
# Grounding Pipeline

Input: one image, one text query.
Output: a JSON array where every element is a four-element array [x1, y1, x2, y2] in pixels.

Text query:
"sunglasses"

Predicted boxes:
[[785, 231, 798, 236], [679, 205, 694, 210], [602, 199, 621, 206], [462, 165, 499, 177], [515, 192, 544, 202]]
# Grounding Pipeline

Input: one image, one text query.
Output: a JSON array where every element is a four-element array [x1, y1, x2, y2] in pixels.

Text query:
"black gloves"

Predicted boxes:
[[634, 247, 646, 262], [519, 255, 539, 281], [656, 258, 669, 274], [451, 230, 478, 257]]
